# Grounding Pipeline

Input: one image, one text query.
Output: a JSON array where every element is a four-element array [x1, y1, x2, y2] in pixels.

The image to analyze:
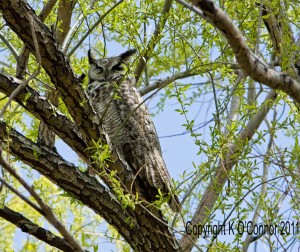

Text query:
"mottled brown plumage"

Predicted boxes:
[[87, 49, 180, 212]]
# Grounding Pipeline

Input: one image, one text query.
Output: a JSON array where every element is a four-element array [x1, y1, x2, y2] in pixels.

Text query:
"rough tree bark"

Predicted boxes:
[[1, 0, 300, 251], [0, 0, 179, 251]]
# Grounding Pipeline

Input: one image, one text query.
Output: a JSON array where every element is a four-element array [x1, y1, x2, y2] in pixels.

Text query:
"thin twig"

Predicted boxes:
[[0, 60, 10, 67], [134, 0, 173, 82], [242, 113, 275, 251], [68, 0, 124, 57], [138, 70, 197, 96], [0, 147, 84, 252], [0, 176, 44, 214], [0, 14, 41, 118], [0, 32, 18, 60], [61, 0, 97, 51]]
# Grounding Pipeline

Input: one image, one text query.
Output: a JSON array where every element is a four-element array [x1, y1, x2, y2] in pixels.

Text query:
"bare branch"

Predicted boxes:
[[39, 0, 58, 21], [55, 0, 77, 44], [260, 2, 283, 55], [224, 72, 244, 128], [0, 206, 74, 251], [261, 2, 300, 83], [16, 47, 30, 79], [139, 70, 197, 96]]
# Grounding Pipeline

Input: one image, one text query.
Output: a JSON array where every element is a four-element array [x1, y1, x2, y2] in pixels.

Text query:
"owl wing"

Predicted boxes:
[[118, 78, 180, 212]]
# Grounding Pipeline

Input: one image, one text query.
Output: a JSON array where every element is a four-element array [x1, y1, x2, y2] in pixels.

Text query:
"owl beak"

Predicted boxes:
[[105, 70, 109, 80]]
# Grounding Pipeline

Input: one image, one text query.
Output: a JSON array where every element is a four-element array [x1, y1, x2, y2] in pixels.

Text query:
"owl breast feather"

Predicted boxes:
[[87, 81, 132, 145]]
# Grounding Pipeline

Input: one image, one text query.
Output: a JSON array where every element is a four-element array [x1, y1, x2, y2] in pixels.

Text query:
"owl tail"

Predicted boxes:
[[169, 194, 181, 213]]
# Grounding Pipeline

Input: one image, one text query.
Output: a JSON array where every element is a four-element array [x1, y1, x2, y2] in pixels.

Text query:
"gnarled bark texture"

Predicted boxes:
[[0, 0, 179, 251]]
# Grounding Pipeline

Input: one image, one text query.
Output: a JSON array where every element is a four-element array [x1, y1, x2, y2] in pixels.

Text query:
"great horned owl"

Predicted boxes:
[[87, 49, 180, 212]]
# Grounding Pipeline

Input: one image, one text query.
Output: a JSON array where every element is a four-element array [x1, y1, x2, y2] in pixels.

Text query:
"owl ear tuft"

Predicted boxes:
[[88, 49, 96, 64], [120, 49, 137, 62]]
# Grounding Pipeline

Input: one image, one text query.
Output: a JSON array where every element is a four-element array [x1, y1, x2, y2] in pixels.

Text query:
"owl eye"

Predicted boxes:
[[95, 66, 103, 73], [112, 63, 124, 71]]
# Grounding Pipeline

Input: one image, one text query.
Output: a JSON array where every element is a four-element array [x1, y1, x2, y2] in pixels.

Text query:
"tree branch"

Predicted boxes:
[[178, 0, 300, 107], [0, 72, 87, 160], [134, 0, 173, 83], [179, 90, 277, 251], [0, 32, 19, 60], [16, 0, 58, 79], [39, 0, 58, 21], [0, 147, 84, 252], [55, 0, 77, 44], [67, 0, 124, 57], [61, 0, 97, 52], [0, 206, 74, 252], [0, 122, 132, 238], [139, 70, 197, 96], [0, 122, 179, 251], [0, 0, 102, 146]]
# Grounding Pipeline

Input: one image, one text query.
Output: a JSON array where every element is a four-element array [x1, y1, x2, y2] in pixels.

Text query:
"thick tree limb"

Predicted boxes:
[[0, 122, 134, 241], [0, 1, 180, 250], [0, 206, 74, 251], [181, 0, 300, 107], [0, 0, 101, 146], [0, 122, 179, 251], [56, 0, 76, 44], [260, 3, 283, 55], [0, 72, 87, 160], [39, 0, 58, 21], [38, 0, 76, 149]]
